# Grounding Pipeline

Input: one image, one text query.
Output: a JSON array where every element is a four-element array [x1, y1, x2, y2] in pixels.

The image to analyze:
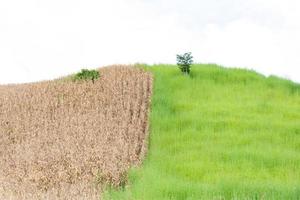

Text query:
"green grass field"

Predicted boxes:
[[104, 64, 300, 200]]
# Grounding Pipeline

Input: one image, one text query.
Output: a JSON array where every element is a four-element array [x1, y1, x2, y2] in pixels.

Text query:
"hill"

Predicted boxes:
[[106, 64, 300, 200], [0, 66, 153, 199]]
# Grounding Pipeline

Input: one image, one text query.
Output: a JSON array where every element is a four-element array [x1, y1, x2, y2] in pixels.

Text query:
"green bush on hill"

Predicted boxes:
[[73, 69, 100, 83]]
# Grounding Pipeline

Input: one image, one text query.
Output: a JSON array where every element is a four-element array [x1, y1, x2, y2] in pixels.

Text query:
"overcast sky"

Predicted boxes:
[[0, 0, 300, 84]]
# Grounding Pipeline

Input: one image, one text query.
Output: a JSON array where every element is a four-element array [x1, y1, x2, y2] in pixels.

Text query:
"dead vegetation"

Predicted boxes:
[[0, 65, 153, 199]]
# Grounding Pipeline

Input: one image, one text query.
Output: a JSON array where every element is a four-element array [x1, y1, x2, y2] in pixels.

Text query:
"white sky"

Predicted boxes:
[[0, 0, 300, 84]]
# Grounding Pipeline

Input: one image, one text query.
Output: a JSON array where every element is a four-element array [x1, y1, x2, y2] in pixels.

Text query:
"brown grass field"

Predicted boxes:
[[0, 65, 153, 199]]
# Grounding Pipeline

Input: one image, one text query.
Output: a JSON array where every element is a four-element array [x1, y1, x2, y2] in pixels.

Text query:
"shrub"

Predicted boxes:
[[73, 69, 100, 83], [176, 52, 193, 75]]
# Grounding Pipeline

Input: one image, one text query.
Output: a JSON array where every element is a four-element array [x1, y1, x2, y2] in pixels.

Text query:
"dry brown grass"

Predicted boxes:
[[0, 65, 153, 199]]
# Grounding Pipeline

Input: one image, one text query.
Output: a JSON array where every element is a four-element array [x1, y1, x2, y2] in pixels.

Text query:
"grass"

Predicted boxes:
[[104, 64, 300, 200]]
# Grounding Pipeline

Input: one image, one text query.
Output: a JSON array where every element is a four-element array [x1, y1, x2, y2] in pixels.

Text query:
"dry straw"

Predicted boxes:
[[0, 65, 153, 199]]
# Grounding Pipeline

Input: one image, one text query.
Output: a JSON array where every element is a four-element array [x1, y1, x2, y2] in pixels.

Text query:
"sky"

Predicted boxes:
[[0, 0, 300, 84]]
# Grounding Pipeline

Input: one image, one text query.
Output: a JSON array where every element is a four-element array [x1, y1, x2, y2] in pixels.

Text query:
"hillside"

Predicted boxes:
[[0, 66, 153, 199], [1, 64, 299, 199], [106, 64, 300, 200]]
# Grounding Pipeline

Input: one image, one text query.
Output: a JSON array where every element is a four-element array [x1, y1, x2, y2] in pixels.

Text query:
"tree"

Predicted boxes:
[[73, 69, 100, 83], [176, 52, 193, 75]]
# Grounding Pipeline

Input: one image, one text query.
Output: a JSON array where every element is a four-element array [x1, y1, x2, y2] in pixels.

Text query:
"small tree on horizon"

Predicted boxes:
[[176, 52, 193, 75]]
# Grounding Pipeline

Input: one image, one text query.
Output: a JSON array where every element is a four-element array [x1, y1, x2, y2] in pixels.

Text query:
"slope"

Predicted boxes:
[[106, 64, 300, 200], [0, 66, 153, 199]]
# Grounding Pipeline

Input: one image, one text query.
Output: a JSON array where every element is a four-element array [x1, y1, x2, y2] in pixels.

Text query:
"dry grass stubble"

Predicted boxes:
[[0, 66, 153, 199]]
